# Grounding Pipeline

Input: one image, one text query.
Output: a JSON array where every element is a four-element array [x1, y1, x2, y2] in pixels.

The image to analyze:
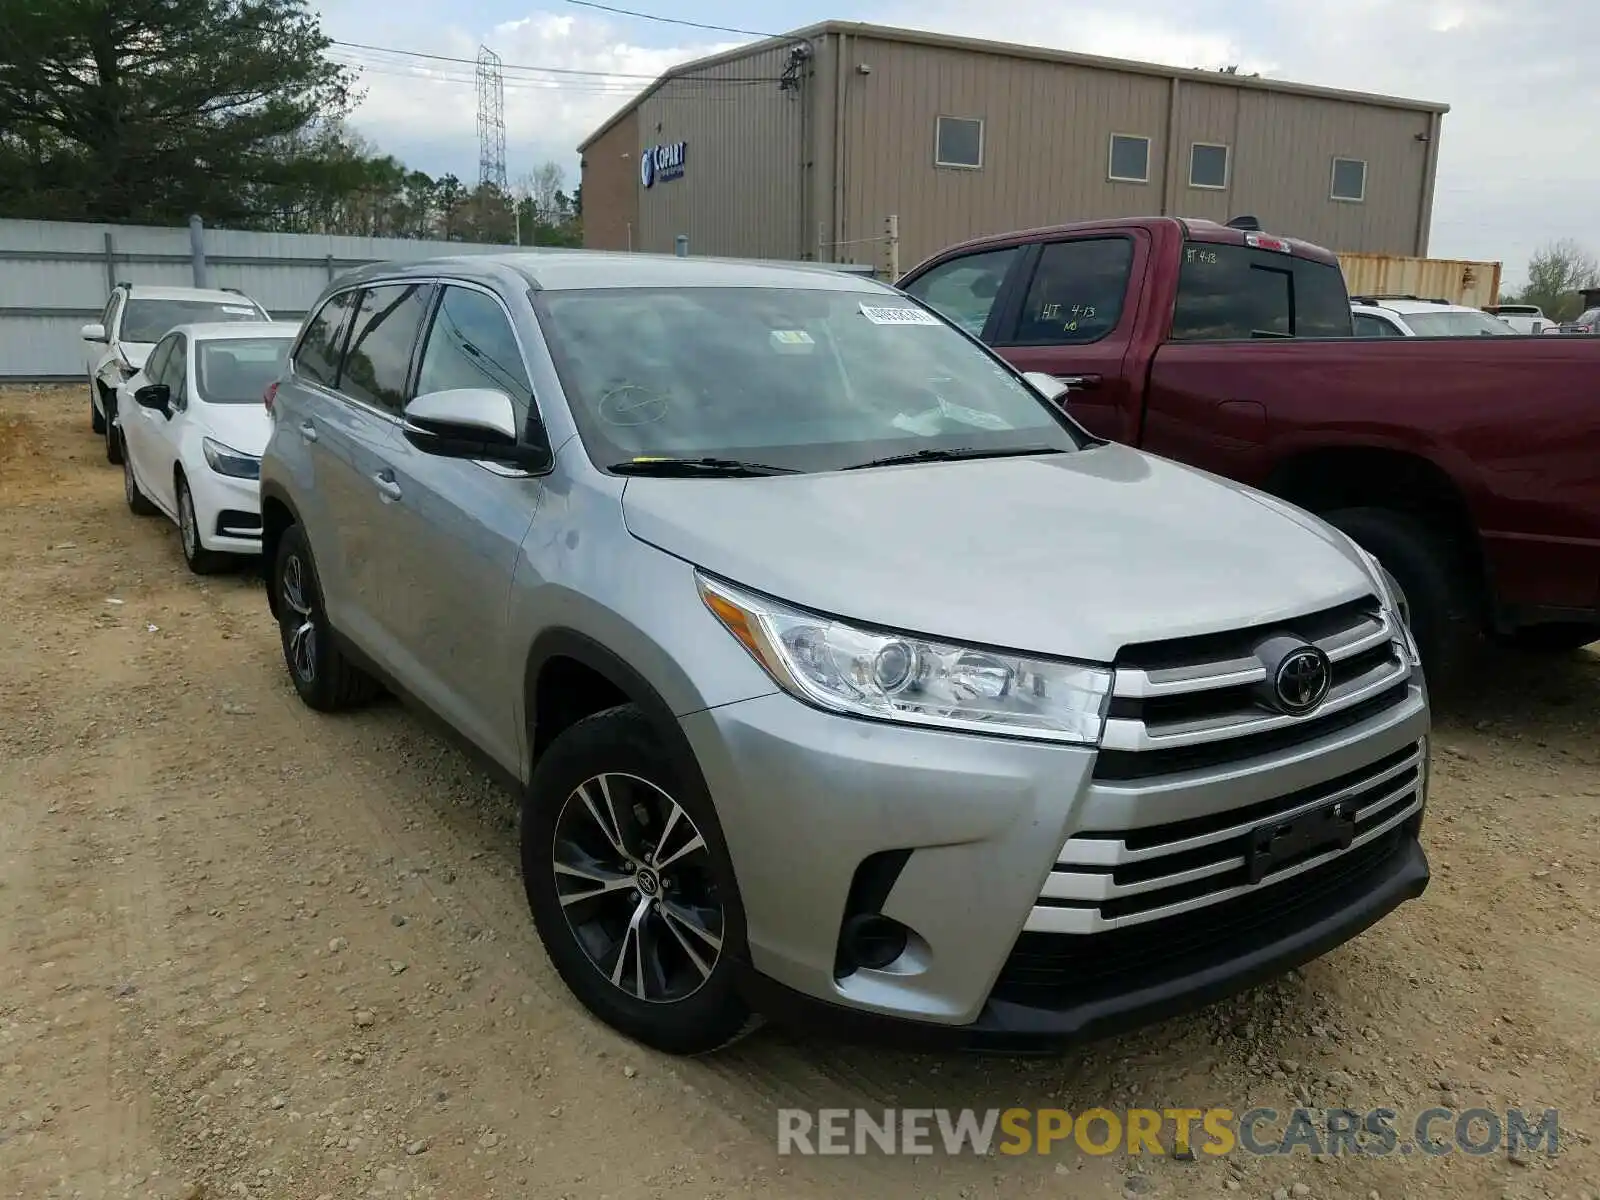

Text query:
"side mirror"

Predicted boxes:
[[1023, 371, 1071, 405], [82, 322, 108, 343], [134, 383, 171, 412], [401, 388, 551, 470]]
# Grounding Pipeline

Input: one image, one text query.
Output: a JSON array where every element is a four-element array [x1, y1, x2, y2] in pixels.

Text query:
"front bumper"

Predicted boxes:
[[737, 828, 1427, 1053], [682, 682, 1429, 1046], [190, 467, 263, 554]]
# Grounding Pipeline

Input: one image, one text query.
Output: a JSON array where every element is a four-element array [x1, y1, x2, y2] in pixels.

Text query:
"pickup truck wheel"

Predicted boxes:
[[1323, 507, 1476, 687], [271, 522, 383, 711], [1501, 623, 1600, 654], [522, 704, 758, 1055]]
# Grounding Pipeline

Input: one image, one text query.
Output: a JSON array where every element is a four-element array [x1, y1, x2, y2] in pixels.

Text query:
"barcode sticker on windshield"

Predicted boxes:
[[859, 304, 940, 326], [221, 305, 258, 316]]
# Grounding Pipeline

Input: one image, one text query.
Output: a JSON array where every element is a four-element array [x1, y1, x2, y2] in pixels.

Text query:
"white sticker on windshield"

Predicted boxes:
[[859, 304, 940, 326], [221, 305, 258, 316]]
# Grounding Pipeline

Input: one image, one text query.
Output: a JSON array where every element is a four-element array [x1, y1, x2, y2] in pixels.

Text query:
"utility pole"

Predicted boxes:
[[475, 46, 507, 194]]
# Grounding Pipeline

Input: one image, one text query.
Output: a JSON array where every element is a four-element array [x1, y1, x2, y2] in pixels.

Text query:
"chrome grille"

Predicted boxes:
[[1019, 597, 1423, 937], [1094, 598, 1414, 780], [1025, 739, 1425, 935]]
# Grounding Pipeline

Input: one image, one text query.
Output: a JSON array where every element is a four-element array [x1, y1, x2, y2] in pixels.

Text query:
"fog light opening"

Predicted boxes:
[[840, 913, 910, 973]]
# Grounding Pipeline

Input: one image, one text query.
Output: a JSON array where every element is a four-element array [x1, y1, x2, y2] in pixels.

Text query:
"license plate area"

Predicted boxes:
[[1246, 801, 1357, 884]]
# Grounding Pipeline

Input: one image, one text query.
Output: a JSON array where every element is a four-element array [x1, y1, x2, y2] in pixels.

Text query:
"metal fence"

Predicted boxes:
[[0, 217, 881, 381], [0, 217, 522, 380]]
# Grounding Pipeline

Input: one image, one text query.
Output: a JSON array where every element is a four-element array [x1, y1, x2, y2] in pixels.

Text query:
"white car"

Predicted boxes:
[[118, 322, 298, 573], [1350, 296, 1517, 337], [1483, 304, 1553, 335], [82, 283, 271, 465]]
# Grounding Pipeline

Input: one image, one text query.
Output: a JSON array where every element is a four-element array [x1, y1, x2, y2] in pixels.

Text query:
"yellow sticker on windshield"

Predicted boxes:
[[770, 330, 814, 345]]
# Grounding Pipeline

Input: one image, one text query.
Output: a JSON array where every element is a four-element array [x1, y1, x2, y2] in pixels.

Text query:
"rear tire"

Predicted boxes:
[[271, 522, 382, 711], [1322, 507, 1478, 689], [522, 704, 757, 1055], [123, 448, 158, 516], [1500, 623, 1600, 654], [90, 381, 107, 435]]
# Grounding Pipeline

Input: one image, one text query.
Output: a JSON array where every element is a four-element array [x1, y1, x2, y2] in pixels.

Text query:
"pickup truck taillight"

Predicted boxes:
[[263, 381, 278, 416]]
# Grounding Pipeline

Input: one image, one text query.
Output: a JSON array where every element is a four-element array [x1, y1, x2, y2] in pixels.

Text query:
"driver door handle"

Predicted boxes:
[[299, 421, 318, 443], [373, 470, 402, 502]]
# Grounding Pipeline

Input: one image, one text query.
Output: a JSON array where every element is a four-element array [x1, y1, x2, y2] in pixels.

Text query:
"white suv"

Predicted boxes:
[[1350, 296, 1516, 338], [82, 283, 270, 463]]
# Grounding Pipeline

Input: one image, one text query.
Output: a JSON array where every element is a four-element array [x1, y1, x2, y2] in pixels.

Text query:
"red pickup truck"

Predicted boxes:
[[897, 217, 1600, 683]]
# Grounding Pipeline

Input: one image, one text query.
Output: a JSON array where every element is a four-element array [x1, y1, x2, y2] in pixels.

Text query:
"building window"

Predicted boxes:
[[1108, 134, 1150, 183], [1189, 143, 1229, 189], [1331, 157, 1367, 202], [935, 116, 984, 169]]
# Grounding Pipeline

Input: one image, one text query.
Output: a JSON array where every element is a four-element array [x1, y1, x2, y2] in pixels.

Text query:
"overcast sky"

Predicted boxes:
[[315, 0, 1598, 285]]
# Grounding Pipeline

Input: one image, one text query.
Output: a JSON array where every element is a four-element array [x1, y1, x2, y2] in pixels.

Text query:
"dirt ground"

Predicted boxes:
[[1, 383, 1596, 1200]]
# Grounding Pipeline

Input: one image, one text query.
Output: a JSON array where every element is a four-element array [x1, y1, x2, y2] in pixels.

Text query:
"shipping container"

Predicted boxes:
[[1338, 252, 1502, 310]]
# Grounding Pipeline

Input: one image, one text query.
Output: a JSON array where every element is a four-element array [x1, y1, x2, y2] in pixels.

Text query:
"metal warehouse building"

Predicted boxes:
[[578, 21, 1448, 272]]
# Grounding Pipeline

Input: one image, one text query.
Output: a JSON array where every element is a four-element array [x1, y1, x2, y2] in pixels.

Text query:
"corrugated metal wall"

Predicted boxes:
[[1339, 252, 1502, 309], [837, 36, 1173, 269], [829, 38, 1438, 269], [636, 45, 807, 259], [0, 218, 515, 379]]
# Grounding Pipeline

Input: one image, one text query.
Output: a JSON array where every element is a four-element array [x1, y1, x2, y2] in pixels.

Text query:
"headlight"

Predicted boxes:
[[698, 574, 1113, 744], [202, 437, 260, 480]]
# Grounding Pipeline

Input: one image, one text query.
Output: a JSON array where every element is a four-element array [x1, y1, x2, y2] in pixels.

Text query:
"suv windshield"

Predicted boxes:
[[1171, 242, 1353, 340], [535, 286, 1083, 473], [122, 298, 265, 344], [197, 337, 291, 403], [1403, 311, 1515, 336]]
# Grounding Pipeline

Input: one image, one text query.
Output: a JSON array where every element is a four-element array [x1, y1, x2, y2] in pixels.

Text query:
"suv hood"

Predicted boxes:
[[620, 443, 1377, 663]]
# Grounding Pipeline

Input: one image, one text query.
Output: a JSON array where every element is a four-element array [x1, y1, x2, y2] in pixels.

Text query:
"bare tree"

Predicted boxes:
[[526, 161, 564, 221], [1517, 238, 1600, 322]]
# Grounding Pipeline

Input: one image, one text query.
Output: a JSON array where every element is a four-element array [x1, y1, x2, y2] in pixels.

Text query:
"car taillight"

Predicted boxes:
[[264, 381, 278, 415], [1245, 232, 1292, 253]]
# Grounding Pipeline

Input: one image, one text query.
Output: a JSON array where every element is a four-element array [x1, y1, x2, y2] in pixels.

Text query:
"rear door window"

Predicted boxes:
[[1171, 243, 1353, 340], [338, 283, 435, 414], [1005, 238, 1135, 345], [900, 247, 1019, 336], [294, 290, 358, 388]]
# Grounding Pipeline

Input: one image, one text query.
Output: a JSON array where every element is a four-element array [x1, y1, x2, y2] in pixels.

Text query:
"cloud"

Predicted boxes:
[[335, 12, 733, 192]]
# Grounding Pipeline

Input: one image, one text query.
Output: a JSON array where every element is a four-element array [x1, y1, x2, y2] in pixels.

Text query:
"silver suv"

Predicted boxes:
[[259, 253, 1431, 1055]]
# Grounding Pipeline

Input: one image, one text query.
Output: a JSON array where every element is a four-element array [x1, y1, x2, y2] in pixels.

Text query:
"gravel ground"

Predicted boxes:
[[1, 383, 1596, 1200]]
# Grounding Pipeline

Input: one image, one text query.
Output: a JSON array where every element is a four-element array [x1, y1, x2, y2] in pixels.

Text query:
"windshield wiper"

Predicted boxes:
[[607, 456, 800, 477], [842, 445, 1065, 471]]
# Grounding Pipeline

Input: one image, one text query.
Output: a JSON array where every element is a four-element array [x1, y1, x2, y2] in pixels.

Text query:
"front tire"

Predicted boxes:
[[176, 474, 227, 575], [271, 522, 381, 711], [104, 395, 123, 464], [522, 704, 756, 1055], [91, 381, 107, 435]]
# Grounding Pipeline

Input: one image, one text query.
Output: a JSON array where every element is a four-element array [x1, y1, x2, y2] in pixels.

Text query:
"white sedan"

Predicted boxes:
[[117, 321, 299, 573]]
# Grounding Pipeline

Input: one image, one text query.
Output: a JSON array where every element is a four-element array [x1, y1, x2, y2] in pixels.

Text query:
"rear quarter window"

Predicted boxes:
[[1171, 243, 1352, 340]]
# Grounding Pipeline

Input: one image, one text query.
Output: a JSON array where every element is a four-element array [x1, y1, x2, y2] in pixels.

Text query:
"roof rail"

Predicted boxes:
[[1350, 294, 1451, 305]]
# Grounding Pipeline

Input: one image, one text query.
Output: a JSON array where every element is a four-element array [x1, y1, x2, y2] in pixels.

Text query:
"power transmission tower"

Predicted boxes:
[[476, 45, 507, 193]]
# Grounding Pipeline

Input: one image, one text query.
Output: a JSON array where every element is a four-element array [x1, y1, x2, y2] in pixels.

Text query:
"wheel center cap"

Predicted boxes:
[[634, 867, 661, 897]]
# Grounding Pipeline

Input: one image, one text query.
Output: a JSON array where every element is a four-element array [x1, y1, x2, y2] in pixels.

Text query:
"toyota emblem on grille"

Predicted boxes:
[[1274, 646, 1332, 715]]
